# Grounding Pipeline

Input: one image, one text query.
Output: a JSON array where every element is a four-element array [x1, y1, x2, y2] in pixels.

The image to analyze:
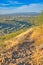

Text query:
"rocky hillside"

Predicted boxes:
[[0, 26, 43, 65]]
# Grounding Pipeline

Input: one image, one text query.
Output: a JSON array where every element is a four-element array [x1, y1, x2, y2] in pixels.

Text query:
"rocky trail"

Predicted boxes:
[[0, 28, 43, 65]]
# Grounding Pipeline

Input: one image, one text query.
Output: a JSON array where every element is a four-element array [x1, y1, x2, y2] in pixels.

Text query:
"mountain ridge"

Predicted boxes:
[[0, 12, 39, 16]]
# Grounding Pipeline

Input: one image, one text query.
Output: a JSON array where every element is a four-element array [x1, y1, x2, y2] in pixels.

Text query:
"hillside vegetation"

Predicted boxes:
[[0, 25, 43, 65], [0, 12, 43, 65], [0, 12, 43, 45]]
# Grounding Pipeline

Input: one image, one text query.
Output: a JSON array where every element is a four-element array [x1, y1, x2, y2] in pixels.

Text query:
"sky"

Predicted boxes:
[[0, 0, 43, 14]]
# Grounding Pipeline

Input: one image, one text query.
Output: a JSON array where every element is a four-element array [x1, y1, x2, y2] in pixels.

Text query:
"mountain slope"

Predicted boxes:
[[0, 26, 43, 65]]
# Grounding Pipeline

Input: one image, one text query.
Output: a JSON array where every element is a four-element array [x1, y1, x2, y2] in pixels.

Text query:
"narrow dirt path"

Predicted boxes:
[[0, 27, 43, 65]]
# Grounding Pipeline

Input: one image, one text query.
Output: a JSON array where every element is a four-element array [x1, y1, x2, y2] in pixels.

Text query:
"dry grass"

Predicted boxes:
[[0, 26, 43, 65], [30, 25, 43, 46]]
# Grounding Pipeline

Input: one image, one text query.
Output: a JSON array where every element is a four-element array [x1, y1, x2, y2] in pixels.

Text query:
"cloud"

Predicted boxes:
[[8, 1, 23, 4], [0, 3, 43, 14], [0, 3, 10, 7], [0, 1, 23, 7]]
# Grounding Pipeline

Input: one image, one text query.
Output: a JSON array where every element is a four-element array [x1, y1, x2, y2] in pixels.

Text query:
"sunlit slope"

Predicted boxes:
[[0, 26, 43, 50], [30, 26, 43, 46], [0, 26, 43, 65]]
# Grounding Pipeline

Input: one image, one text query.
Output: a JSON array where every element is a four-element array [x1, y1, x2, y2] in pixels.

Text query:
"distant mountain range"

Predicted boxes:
[[0, 12, 40, 16]]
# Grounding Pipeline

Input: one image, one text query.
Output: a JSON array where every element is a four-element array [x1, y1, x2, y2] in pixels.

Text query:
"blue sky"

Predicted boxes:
[[0, 0, 43, 14]]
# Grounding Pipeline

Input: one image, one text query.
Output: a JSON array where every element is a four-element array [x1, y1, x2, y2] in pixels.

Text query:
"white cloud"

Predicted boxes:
[[8, 1, 23, 4], [0, 1, 23, 7], [0, 3, 10, 7], [0, 3, 43, 14]]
